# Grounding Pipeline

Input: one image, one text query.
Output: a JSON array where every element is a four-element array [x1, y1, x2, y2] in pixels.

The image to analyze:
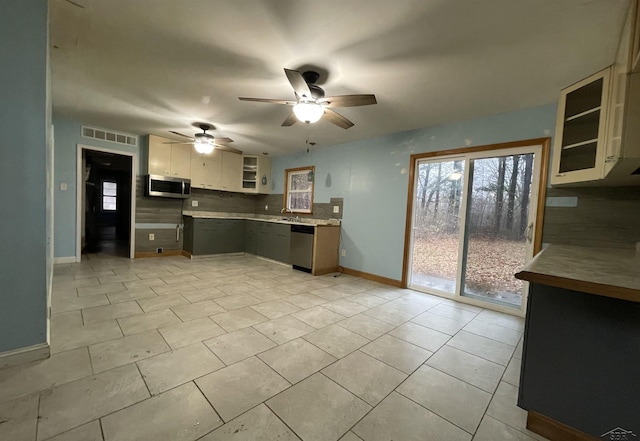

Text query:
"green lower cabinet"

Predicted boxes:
[[184, 218, 244, 255], [256, 222, 290, 263], [184, 217, 290, 264], [244, 220, 258, 254]]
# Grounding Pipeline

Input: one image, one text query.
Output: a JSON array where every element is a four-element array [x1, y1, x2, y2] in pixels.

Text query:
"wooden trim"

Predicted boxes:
[[515, 270, 640, 303], [401, 137, 552, 287], [401, 152, 418, 288], [182, 250, 192, 259], [533, 138, 550, 254], [283, 166, 315, 214], [410, 137, 551, 160], [341, 267, 403, 288], [526, 411, 600, 441], [134, 249, 184, 259], [0, 343, 50, 370]]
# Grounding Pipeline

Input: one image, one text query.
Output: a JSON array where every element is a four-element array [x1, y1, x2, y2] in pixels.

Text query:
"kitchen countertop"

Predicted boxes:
[[515, 244, 640, 302], [181, 211, 341, 227]]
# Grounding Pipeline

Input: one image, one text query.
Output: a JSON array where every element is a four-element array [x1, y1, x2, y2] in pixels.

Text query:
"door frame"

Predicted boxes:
[[76, 144, 137, 261], [401, 138, 550, 315]]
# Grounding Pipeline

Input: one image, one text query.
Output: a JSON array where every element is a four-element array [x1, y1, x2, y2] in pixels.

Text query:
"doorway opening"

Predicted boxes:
[[77, 145, 136, 260], [403, 139, 549, 316]]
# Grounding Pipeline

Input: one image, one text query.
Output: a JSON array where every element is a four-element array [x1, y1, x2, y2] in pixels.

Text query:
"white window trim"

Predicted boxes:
[[285, 167, 314, 214]]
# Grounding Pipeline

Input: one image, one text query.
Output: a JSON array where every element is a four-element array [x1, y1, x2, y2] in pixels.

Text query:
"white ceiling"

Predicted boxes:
[[50, 0, 631, 155]]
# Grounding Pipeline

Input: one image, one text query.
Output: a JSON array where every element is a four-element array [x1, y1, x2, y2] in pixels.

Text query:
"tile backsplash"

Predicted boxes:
[[542, 186, 640, 249]]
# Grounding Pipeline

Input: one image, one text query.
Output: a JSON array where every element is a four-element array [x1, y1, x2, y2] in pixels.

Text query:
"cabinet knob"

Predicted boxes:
[[555, 173, 566, 177]]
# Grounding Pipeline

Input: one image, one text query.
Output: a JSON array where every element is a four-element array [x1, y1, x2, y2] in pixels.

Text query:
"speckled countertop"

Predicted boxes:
[[181, 211, 341, 227], [516, 244, 640, 302]]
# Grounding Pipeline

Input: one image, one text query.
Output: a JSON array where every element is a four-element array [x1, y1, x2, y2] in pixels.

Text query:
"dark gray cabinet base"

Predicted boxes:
[[184, 218, 291, 264], [183, 218, 244, 256], [518, 283, 640, 439]]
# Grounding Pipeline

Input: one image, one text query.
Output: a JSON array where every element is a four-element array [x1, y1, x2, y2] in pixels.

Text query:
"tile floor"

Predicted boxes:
[[0, 253, 549, 441]]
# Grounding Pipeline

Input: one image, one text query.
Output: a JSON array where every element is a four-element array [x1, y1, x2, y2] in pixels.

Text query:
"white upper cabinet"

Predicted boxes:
[[170, 143, 192, 178], [551, 1, 640, 186], [220, 151, 243, 192], [551, 68, 612, 185], [190, 150, 222, 190], [242, 155, 271, 194], [148, 135, 191, 178]]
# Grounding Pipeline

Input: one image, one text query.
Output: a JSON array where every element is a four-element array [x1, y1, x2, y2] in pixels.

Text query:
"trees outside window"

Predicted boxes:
[[284, 166, 314, 214]]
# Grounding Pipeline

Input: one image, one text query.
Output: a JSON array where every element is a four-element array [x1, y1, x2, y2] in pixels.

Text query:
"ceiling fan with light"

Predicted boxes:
[[239, 68, 377, 129], [167, 123, 241, 155]]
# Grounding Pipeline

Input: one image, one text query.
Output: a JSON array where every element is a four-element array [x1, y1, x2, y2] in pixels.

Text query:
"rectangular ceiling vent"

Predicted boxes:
[[81, 126, 137, 147]]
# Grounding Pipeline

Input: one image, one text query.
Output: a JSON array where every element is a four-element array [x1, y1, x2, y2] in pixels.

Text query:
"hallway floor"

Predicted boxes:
[[0, 254, 547, 441]]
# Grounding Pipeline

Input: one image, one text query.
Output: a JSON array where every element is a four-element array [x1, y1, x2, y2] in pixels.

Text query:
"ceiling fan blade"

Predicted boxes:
[[214, 144, 242, 154], [284, 68, 312, 99], [238, 97, 296, 105], [213, 137, 233, 144], [281, 112, 298, 127], [318, 94, 377, 108], [169, 130, 193, 139], [323, 109, 354, 129]]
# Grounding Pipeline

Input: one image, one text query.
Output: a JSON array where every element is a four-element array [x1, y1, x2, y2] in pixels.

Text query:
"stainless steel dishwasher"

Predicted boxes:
[[290, 224, 314, 273]]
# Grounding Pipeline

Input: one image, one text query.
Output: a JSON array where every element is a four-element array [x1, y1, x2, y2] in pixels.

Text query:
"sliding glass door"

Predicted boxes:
[[407, 143, 544, 315]]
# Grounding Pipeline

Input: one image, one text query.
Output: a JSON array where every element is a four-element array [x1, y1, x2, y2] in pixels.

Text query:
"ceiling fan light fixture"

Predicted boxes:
[[194, 138, 214, 155], [293, 102, 324, 124]]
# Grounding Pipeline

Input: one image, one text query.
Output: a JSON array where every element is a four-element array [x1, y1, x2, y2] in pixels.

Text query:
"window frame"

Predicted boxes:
[[283, 166, 315, 214], [102, 180, 117, 212]]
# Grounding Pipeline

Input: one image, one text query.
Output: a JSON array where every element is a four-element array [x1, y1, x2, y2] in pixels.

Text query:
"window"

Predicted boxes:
[[102, 181, 117, 211], [284, 166, 314, 214]]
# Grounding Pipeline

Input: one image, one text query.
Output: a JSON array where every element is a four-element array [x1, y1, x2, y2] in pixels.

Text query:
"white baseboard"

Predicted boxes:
[[0, 343, 50, 369], [54, 256, 78, 264]]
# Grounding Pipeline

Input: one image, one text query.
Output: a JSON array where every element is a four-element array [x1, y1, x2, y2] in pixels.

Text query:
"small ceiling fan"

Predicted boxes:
[[167, 123, 241, 155], [239, 68, 377, 129]]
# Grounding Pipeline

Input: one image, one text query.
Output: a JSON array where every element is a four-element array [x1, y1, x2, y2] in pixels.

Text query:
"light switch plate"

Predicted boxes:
[[149, 233, 155, 241], [60, 183, 67, 191], [191, 200, 199, 207], [333, 205, 340, 213]]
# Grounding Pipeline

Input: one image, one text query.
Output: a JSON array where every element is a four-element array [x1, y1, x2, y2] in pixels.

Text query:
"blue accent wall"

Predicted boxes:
[[53, 118, 141, 258], [272, 104, 557, 281], [0, 0, 49, 352]]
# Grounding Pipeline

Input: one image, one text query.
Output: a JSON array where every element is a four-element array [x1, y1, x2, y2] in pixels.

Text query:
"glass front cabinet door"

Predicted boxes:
[[551, 68, 612, 185]]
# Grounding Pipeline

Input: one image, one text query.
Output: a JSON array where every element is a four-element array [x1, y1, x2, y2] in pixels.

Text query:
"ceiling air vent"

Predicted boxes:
[[81, 126, 137, 147]]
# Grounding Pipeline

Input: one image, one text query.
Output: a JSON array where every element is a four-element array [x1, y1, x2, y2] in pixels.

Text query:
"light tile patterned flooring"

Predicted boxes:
[[0, 254, 548, 441]]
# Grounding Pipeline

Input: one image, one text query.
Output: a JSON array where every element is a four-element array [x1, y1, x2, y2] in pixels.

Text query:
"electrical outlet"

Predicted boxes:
[[148, 233, 155, 241], [191, 200, 199, 207], [341, 249, 346, 257], [156, 247, 163, 254], [60, 183, 67, 191], [333, 205, 340, 213]]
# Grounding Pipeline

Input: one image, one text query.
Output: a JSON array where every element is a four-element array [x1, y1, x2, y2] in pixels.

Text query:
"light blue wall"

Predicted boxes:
[[0, 1, 49, 352], [272, 103, 557, 281], [53, 118, 141, 258]]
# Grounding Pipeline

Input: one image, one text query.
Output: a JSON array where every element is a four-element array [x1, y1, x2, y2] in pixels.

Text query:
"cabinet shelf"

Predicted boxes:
[[564, 106, 601, 122], [562, 138, 599, 150]]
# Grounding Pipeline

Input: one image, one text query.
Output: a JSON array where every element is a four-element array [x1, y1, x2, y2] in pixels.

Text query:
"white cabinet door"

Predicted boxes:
[[148, 135, 172, 176], [551, 68, 611, 185], [190, 150, 222, 190], [170, 144, 192, 178], [220, 151, 242, 192]]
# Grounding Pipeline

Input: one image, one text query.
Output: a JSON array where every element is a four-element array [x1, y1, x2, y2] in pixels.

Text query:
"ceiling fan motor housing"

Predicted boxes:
[[194, 132, 214, 142]]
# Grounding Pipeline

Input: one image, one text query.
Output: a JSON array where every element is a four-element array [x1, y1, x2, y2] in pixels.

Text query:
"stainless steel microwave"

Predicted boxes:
[[145, 175, 191, 199]]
